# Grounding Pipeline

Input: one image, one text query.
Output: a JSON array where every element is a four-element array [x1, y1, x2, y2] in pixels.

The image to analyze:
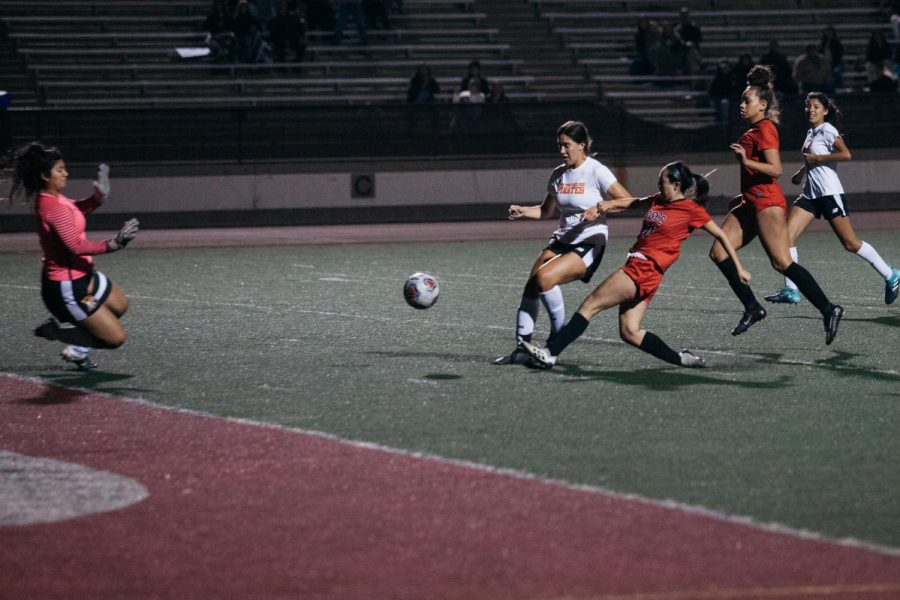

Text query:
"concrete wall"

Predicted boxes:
[[3, 158, 897, 218]]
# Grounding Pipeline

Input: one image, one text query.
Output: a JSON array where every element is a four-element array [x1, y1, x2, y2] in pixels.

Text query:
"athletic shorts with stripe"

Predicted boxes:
[[41, 271, 113, 324], [793, 194, 849, 220], [545, 239, 607, 283]]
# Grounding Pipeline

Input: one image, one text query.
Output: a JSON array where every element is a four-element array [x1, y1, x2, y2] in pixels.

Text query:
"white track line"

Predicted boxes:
[[3, 370, 899, 559]]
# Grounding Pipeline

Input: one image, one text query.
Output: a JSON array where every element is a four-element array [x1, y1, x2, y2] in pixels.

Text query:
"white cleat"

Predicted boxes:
[[519, 340, 557, 369], [61, 346, 98, 370], [678, 349, 706, 368]]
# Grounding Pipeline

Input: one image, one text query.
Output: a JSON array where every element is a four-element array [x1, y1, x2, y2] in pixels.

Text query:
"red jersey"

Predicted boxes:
[[737, 118, 786, 206], [629, 199, 711, 271], [36, 192, 110, 281]]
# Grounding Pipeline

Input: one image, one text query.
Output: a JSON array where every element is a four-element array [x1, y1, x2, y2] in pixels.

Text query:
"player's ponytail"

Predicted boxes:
[[8, 141, 63, 202], [663, 161, 709, 205], [746, 65, 780, 124], [557, 120, 593, 155], [806, 91, 842, 128]]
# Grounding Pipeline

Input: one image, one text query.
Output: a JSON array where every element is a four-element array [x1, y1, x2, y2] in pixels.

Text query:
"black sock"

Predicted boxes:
[[638, 331, 682, 365], [547, 313, 590, 356], [784, 262, 832, 315], [715, 257, 760, 311]]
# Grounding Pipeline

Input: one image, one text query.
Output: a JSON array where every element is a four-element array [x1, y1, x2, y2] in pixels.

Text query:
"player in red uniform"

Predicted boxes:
[[9, 142, 140, 369], [521, 161, 749, 369], [708, 65, 844, 344]]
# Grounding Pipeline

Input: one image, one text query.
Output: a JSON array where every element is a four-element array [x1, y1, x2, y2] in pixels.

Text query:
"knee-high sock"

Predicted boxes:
[[783, 246, 799, 291], [547, 312, 590, 357], [638, 331, 681, 365], [540, 286, 566, 334], [783, 262, 832, 315], [715, 257, 760, 311], [516, 295, 540, 342], [856, 241, 892, 279]]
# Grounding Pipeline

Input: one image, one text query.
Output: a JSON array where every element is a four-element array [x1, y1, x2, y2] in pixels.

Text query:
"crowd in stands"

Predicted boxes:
[[628, 6, 900, 122], [204, 0, 404, 63]]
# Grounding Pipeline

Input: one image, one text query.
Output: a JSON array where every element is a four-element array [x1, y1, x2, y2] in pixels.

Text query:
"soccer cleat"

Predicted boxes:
[[33, 317, 60, 340], [764, 287, 800, 305], [61, 346, 98, 370], [678, 349, 707, 368], [731, 306, 767, 336], [493, 346, 532, 365], [885, 268, 900, 305], [519, 340, 556, 369], [824, 304, 844, 345]]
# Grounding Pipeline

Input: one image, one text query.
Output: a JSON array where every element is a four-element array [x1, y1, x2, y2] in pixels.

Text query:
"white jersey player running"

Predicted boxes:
[[765, 92, 900, 306], [494, 120, 632, 365]]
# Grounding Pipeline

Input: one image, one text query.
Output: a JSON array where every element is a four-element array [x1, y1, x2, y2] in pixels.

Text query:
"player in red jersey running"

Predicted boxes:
[[708, 65, 844, 344], [9, 142, 139, 369], [521, 161, 749, 369]]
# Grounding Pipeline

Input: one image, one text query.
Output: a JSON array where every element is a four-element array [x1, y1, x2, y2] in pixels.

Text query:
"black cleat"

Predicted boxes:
[[731, 306, 766, 336], [824, 304, 844, 345]]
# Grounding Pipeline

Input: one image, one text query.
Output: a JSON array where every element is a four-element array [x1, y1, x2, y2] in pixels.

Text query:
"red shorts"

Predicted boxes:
[[739, 184, 787, 213], [621, 257, 664, 302]]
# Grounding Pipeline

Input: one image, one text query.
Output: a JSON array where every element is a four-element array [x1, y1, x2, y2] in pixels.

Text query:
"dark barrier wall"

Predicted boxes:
[[4, 95, 899, 165]]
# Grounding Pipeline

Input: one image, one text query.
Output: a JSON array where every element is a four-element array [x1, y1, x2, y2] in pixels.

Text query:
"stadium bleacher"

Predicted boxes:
[[0, 0, 894, 127]]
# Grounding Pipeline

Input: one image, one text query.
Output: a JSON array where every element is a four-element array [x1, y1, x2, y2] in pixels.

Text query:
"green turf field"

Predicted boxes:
[[2, 230, 899, 549]]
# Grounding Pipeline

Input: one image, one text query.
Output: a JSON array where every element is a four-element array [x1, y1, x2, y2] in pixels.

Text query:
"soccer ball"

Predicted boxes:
[[403, 272, 440, 309]]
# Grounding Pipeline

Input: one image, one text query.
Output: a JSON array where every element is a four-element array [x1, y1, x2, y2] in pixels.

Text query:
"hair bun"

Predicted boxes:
[[746, 64, 774, 89]]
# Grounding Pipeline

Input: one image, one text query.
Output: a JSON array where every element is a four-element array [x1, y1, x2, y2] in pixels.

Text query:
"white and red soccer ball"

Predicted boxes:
[[403, 272, 439, 309]]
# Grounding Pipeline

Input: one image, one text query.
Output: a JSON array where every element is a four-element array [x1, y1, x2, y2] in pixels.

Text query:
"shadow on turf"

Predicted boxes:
[[542, 363, 792, 392], [789, 313, 900, 328], [13, 370, 154, 404]]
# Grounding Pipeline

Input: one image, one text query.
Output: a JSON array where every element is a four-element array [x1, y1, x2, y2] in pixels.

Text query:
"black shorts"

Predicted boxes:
[[793, 194, 849, 220], [545, 240, 606, 283], [41, 271, 113, 324]]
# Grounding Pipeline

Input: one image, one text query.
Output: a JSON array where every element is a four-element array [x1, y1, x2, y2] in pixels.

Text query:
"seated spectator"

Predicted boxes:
[[730, 53, 755, 91], [629, 17, 656, 80], [205, 0, 237, 63], [675, 7, 702, 49], [818, 25, 844, 90], [707, 58, 738, 121], [647, 23, 681, 82], [459, 60, 491, 96], [683, 41, 704, 89], [450, 79, 486, 134], [793, 44, 830, 94], [865, 29, 895, 81], [407, 64, 440, 103], [269, 0, 307, 62], [758, 40, 798, 95], [233, 0, 272, 62]]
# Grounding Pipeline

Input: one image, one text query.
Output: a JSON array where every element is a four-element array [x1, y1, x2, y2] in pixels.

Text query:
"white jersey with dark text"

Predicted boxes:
[[801, 122, 845, 199], [547, 157, 618, 245]]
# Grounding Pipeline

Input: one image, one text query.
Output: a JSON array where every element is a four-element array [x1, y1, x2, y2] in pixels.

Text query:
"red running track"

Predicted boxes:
[[2, 374, 900, 600]]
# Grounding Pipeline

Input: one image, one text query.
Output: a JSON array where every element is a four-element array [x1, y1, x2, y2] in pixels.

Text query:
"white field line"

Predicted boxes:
[[3, 282, 897, 377], [3, 370, 900, 560]]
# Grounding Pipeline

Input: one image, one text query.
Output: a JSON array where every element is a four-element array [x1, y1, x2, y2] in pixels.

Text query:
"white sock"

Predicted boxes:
[[72, 345, 92, 356], [516, 296, 540, 340], [784, 247, 799, 291], [856, 241, 892, 279], [540, 286, 566, 333]]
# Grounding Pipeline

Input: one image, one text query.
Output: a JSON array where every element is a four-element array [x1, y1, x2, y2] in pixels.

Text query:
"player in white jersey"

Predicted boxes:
[[494, 120, 632, 364], [765, 92, 900, 306]]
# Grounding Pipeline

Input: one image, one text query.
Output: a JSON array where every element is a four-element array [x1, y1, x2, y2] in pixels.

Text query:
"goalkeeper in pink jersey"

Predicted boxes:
[[9, 142, 140, 370]]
